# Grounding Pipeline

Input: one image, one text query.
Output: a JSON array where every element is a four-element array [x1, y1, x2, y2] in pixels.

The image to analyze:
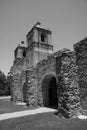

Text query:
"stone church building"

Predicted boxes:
[[10, 22, 87, 118]]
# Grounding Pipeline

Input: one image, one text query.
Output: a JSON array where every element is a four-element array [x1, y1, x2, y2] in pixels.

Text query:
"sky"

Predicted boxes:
[[0, 0, 87, 75]]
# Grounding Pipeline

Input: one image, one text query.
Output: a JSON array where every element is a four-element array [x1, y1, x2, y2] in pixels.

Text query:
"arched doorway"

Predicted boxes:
[[42, 74, 58, 109]]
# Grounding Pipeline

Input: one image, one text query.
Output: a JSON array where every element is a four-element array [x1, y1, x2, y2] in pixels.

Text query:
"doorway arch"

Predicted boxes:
[[42, 74, 58, 109]]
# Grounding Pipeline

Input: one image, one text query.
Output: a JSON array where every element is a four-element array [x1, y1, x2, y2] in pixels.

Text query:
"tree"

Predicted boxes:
[[0, 70, 12, 96], [0, 70, 7, 95]]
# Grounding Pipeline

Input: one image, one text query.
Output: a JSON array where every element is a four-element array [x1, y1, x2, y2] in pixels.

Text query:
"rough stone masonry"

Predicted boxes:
[[10, 22, 87, 118]]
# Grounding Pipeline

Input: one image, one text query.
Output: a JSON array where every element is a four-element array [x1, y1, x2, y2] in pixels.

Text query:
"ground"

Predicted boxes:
[[0, 97, 87, 130], [0, 112, 87, 130], [0, 98, 30, 114]]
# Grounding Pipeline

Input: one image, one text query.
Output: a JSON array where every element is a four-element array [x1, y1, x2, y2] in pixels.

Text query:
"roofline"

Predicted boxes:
[[14, 46, 26, 53], [26, 23, 52, 37]]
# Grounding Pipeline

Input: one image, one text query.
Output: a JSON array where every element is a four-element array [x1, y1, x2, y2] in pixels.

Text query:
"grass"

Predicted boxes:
[[0, 112, 87, 130], [0, 99, 31, 114], [0, 99, 87, 130]]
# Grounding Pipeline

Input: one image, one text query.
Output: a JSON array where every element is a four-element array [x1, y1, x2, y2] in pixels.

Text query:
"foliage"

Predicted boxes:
[[0, 70, 11, 96], [0, 70, 6, 90]]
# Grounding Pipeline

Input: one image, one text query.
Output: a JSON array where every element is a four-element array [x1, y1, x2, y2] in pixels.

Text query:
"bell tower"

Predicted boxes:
[[26, 22, 53, 67]]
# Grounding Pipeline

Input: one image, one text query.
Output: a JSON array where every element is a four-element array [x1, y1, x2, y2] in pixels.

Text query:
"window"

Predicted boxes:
[[23, 51, 26, 57], [41, 34, 45, 42]]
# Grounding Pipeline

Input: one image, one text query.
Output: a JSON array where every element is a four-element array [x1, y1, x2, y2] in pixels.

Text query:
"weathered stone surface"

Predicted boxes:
[[74, 37, 87, 109], [56, 51, 80, 118], [36, 54, 57, 107], [11, 73, 23, 102], [25, 68, 38, 107], [21, 70, 26, 102]]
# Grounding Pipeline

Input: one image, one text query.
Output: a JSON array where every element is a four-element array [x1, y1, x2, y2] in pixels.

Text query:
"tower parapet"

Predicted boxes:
[[14, 41, 26, 60]]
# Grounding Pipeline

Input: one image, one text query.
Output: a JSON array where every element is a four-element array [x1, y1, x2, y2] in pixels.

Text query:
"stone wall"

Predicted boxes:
[[74, 38, 87, 109], [36, 55, 57, 107], [56, 51, 80, 118], [25, 68, 38, 107], [11, 73, 23, 102], [11, 48, 81, 118], [21, 70, 26, 102], [11, 44, 86, 119]]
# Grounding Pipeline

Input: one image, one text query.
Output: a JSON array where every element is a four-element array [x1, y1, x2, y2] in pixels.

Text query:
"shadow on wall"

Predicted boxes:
[[23, 82, 27, 103]]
